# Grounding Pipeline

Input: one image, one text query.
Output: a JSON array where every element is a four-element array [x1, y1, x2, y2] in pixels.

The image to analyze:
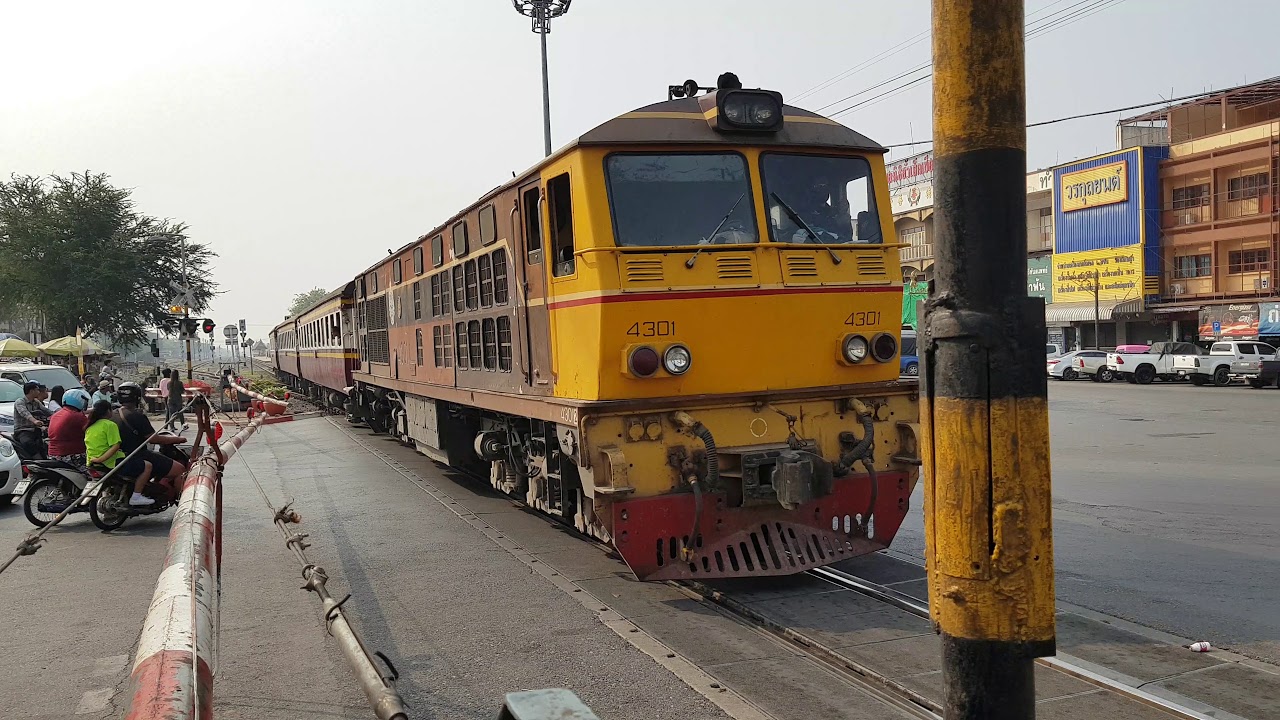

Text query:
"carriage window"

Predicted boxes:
[[442, 324, 452, 367], [479, 254, 494, 307], [468, 320, 482, 368], [497, 316, 512, 372], [492, 249, 509, 305], [605, 153, 757, 247], [522, 186, 543, 262], [464, 259, 479, 310], [482, 318, 498, 370], [452, 266, 465, 313], [441, 270, 453, 315], [431, 235, 444, 267], [761, 153, 882, 245], [415, 328, 424, 366], [479, 204, 497, 246], [547, 174, 575, 276], [413, 281, 422, 320], [429, 275, 439, 317], [452, 221, 469, 258], [455, 322, 469, 369], [392, 259, 402, 284], [413, 247, 424, 275]]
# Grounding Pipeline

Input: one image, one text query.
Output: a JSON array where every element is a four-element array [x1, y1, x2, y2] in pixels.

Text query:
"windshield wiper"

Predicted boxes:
[[770, 192, 841, 265], [686, 191, 746, 269]]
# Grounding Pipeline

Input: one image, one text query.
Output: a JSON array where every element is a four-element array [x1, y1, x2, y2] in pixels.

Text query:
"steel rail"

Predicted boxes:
[[810, 566, 1216, 720]]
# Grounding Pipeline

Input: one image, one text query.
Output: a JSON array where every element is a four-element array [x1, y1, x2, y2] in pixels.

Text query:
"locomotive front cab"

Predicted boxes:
[[531, 85, 921, 580]]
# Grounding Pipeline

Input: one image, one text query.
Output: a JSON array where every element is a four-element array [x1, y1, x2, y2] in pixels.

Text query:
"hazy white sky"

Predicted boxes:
[[3, 0, 1276, 336]]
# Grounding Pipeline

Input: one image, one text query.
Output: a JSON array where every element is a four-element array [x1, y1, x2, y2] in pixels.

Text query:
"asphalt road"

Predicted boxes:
[[891, 378, 1280, 664]]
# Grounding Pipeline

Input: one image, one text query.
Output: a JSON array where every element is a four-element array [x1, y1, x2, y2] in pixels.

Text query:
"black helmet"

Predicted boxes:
[[116, 382, 144, 405]]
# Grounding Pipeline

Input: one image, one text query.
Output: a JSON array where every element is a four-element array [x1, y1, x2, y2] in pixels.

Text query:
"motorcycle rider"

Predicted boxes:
[[13, 381, 51, 459], [85, 399, 154, 507], [47, 388, 92, 471], [113, 383, 186, 486]]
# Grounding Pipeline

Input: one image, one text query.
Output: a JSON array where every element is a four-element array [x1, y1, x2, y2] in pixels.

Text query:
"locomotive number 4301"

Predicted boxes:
[[626, 321, 676, 337], [844, 311, 880, 327]]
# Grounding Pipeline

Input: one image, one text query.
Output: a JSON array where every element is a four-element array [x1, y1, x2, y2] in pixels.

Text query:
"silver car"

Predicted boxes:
[[0, 379, 24, 502], [1050, 350, 1107, 381]]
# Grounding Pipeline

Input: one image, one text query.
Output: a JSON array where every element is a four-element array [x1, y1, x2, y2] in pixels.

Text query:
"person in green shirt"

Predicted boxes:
[[85, 400, 154, 507]]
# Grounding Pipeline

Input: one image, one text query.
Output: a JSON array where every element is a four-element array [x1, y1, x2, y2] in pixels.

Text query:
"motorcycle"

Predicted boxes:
[[88, 438, 192, 531], [19, 457, 100, 528]]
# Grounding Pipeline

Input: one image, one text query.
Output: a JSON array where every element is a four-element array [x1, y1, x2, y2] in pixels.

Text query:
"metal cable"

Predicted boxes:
[[236, 450, 409, 720]]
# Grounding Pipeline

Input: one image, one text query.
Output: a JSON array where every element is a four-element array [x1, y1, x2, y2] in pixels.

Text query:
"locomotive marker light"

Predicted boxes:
[[924, 1, 1055, 718], [627, 346, 661, 377], [870, 332, 898, 363], [662, 344, 692, 375]]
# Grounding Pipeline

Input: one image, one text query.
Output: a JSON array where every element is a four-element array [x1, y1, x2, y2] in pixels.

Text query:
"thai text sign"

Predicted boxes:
[[1027, 256, 1052, 300], [1060, 160, 1128, 212], [1053, 248, 1142, 302], [887, 151, 934, 212]]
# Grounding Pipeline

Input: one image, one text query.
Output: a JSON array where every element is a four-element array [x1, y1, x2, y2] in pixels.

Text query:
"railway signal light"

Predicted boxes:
[[202, 318, 215, 335], [150, 339, 160, 358]]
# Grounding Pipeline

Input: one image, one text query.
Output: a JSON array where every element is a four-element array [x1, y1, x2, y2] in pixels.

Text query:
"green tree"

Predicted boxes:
[[0, 172, 218, 346], [288, 287, 329, 317]]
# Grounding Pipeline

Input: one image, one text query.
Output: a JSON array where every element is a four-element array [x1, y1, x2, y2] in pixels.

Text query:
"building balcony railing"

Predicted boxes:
[[900, 243, 934, 262], [1163, 205, 1210, 227], [1163, 272, 1273, 299], [1161, 194, 1274, 229]]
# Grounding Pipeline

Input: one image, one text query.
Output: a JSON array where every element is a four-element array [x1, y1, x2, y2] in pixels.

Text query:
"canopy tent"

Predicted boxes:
[[37, 335, 112, 357], [0, 338, 39, 358]]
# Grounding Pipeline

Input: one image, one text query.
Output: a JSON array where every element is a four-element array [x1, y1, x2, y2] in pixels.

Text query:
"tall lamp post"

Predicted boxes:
[[511, 0, 573, 157]]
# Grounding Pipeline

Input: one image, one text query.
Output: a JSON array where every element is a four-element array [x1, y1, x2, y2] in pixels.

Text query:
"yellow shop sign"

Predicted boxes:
[[1060, 160, 1127, 212], [1053, 248, 1143, 301]]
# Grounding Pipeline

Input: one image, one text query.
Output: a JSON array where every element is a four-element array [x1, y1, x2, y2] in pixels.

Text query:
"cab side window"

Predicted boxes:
[[547, 173, 575, 277], [522, 186, 543, 264]]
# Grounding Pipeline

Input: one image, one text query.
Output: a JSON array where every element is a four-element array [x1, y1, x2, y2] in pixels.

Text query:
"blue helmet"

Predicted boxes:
[[62, 388, 91, 411]]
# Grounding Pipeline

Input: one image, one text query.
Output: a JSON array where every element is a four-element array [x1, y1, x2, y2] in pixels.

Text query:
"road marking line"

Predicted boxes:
[[75, 688, 113, 715]]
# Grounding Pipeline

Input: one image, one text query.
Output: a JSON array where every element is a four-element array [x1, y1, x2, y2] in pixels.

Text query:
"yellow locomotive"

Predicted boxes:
[[340, 77, 921, 580]]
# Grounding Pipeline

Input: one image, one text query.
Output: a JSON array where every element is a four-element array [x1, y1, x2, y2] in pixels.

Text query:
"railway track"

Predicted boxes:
[[330, 416, 1219, 720], [684, 566, 1215, 720]]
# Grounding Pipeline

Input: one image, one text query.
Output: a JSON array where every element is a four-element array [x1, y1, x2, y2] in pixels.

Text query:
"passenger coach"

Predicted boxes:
[[293, 79, 922, 581]]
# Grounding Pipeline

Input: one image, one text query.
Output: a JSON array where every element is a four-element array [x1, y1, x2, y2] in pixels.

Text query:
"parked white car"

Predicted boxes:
[[1173, 340, 1277, 386], [0, 379, 24, 503], [1107, 342, 1207, 385], [1051, 350, 1107, 380]]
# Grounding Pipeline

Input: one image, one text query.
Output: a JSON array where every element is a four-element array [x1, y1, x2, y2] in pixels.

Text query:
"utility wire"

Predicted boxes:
[[875, 84, 1261, 149], [826, 0, 1129, 120]]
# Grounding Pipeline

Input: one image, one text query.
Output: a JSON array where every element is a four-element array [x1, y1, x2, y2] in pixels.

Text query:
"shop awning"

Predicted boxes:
[[1112, 298, 1148, 321], [1044, 300, 1122, 324]]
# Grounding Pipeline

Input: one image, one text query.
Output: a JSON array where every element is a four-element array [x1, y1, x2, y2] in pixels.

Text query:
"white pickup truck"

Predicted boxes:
[[1107, 342, 1206, 385], [1174, 340, 1277, 386]]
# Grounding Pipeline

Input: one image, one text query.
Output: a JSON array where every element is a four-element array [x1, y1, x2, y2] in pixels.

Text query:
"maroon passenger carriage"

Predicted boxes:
[[269, 283, 359, 410]]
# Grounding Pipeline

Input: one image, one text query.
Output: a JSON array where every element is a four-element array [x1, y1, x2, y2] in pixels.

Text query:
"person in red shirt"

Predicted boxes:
[[48, 388, 92, 471]]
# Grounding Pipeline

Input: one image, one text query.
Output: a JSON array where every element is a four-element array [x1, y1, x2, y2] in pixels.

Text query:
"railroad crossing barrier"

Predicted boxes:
[[122, 410, 267, 720]]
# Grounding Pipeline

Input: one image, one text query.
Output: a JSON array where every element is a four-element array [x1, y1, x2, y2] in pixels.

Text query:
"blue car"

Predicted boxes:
[[900, 330, 918, 376]]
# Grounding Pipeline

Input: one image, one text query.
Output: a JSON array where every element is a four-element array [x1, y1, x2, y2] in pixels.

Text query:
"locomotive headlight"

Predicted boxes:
[[663, 344, 692, 375], [842, 334, 868, 363], [714, 90, 784, 132]]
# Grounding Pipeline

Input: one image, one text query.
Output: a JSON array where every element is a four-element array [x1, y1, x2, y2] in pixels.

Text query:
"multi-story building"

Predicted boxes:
[[890, 150, 1056, 305], [1119, 77, 1280, 342]]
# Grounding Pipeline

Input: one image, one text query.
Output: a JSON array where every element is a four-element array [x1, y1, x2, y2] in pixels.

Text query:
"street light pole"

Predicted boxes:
[[512, 1, 573, 157]]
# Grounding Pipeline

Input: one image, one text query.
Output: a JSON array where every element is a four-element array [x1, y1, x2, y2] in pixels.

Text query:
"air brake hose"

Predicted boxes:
[[835, 403, 877, 536], [671, 411, 718, 559]]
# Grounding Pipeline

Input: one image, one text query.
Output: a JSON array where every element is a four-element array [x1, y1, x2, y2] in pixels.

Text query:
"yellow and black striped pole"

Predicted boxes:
[[923, 1, 1056, 718]]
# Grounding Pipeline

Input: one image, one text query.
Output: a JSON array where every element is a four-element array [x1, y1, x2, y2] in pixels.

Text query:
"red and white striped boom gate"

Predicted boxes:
[[122, 412, 266, 720]]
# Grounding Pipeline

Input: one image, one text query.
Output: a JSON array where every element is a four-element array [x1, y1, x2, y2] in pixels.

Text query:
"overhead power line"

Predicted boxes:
[[823, 0, 1129, 120], [877, 85, 1254, 149]]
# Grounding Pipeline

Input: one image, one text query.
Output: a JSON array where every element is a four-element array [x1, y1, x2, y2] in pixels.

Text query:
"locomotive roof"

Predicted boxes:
[[358, 94, 885, 277], [569, 96, 886, 153], [271, 282, 353, 334]]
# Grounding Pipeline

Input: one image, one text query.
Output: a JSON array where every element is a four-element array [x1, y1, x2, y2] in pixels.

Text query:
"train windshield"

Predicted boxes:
[[761, 153, 883, 245], [605, 153, 758, 247]]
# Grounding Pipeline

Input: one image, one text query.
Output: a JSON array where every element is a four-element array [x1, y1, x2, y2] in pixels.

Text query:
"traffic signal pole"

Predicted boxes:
[[184, 306, 193, 381], [922, 2, 1056, 718]]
